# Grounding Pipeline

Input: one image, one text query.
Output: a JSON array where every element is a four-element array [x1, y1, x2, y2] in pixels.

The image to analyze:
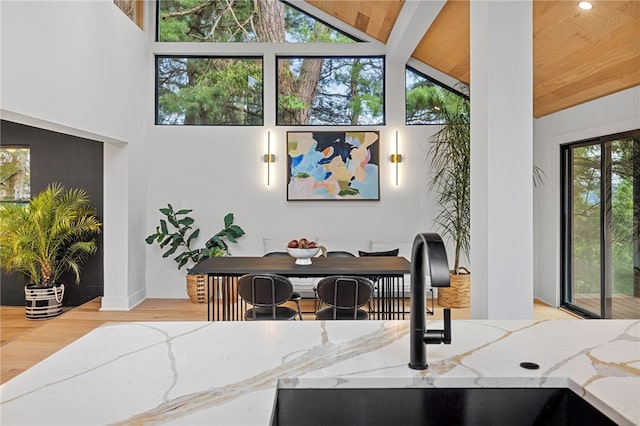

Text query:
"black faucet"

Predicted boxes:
[[409, 233, 452, 370]]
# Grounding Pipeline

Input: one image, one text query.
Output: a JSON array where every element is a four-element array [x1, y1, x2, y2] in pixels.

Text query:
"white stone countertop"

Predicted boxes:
[[1, 319, 638, 425]]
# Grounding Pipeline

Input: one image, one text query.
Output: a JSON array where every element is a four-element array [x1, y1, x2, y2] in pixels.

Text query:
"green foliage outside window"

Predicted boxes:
[[277, 56, 385, 125], [406, 67, 467, 125], [156, 56, 263, 125], [570, 139, 639, 297], [155, 0, 365, 126], [157, 0, 355, 43], [0, 147, 30, 203]]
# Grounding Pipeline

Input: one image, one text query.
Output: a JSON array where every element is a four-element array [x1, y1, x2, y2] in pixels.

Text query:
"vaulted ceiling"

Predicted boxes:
[[305, 0, 640, 118]]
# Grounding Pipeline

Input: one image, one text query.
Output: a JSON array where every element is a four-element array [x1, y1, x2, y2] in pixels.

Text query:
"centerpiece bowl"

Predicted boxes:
[[286, 247, 320, 265]]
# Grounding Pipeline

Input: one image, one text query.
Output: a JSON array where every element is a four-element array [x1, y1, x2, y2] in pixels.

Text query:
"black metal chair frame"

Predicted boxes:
[[315, 276, 374, 320], [238, 274, 301, 321], [262, 252, 303, 319]]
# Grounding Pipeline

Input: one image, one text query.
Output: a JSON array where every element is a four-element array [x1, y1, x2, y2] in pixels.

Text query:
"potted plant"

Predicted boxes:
[[0, 183, 102, 319], [145, 205, 246, 303], [427, 85, 471, 308]]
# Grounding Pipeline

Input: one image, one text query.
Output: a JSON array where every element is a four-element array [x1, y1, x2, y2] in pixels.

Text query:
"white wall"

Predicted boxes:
[[533, 86, 640, 306], [143, 10, 444, 298], [1, 0, 150, 309], [144, 125, 439, 297]]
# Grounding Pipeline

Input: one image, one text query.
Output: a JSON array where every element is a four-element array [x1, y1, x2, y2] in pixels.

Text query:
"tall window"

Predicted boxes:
[[156, 56, 263, 126], [156, 0, 356, 43], [561, 131, 639, 319], [405, 66, 468, 125], [0, 146, 30, 203], [277, 56, 385, 126]]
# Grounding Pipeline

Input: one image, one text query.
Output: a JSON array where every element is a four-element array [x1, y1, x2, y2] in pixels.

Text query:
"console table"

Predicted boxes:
[[188, 256, 413, 321]]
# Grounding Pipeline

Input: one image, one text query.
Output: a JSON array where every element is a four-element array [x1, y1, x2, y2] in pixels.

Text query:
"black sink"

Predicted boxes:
[[271, 387, 615, 426]]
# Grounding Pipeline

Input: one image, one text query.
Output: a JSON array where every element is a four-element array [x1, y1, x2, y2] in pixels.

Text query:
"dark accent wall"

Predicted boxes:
[[1, 120, 104, 306]]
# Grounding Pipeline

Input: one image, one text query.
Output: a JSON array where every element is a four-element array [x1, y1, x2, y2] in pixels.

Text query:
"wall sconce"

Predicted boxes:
[[390, 131, 402, 186], [263, 131, 275, 186]]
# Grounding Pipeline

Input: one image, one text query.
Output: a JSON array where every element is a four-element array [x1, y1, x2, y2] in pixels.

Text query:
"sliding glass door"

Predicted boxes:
[[562, 132, 639, 319]]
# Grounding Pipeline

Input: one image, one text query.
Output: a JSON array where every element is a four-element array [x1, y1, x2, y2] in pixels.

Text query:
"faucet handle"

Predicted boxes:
[[423, 308, 452, 345], [443, 308, 451, 344]]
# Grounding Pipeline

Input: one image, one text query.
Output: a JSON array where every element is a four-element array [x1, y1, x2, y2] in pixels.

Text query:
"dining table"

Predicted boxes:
[[188, 255, 413, 321]]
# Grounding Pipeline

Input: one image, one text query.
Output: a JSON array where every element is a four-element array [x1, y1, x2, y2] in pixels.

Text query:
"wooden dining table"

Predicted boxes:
[[188, 256, 412, 321]]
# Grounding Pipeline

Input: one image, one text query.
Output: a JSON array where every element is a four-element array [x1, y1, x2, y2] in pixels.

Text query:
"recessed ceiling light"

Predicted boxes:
[[577, 1, 594, 10]]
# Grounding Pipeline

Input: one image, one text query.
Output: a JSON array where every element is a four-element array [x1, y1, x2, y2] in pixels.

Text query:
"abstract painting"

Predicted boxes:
[[287, 131, 380, 201]]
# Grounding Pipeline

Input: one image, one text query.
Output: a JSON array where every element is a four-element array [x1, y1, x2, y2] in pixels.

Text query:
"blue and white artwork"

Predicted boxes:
[[287, 131, 380, 201]]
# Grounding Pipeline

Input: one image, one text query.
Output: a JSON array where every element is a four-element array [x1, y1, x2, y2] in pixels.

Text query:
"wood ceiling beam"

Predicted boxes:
[[387, 0, 446, 64]]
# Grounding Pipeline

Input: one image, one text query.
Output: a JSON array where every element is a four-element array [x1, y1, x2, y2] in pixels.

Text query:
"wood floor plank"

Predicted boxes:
[[1, 297, 578, 384]]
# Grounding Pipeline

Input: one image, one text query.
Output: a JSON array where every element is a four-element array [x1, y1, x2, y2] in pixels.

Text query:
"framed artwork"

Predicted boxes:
[[287, 131, 380, 201]]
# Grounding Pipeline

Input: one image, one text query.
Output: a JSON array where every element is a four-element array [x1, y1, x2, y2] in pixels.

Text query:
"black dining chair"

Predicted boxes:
[[326, 250, 356, 257], [312, 251, 355, 311], [263, 251, 303, 319], [315, 276, 374, 320], [237, 274, 302, 320]]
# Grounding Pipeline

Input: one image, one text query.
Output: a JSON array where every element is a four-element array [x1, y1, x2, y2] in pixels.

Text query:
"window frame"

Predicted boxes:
[[560, 129, 640, 319], [0, 145, 31, 204], [405, 65, 468, 126], [275, 55, 386, 127], [154, 54, 265, 126]]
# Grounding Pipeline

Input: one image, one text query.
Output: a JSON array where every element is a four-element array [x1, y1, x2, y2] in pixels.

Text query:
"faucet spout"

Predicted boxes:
[[408, 233, 452, 370]]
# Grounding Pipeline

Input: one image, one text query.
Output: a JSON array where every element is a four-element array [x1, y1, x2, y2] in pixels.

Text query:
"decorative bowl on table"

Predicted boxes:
[[286, 247, 320, 265]]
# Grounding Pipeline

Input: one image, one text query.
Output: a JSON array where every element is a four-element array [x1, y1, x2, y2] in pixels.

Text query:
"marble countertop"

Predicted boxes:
[[1, 319, 638, 425]]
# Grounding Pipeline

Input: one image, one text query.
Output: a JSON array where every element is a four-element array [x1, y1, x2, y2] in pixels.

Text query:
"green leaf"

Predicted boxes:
[[224, 213, 234, 228], [159, 236, 173, 248], [145, 235, 156, 244], [228, 224, 245, 236], [159, 208, 171, 215], [167, 215, 179, 228], [160, 219, 168, 234], [179, 217, 195, 226], [175, 209, 192, 215], [163, 245, 178, 257], [177, 257, 188, 269], [187, 228, 200, 244]]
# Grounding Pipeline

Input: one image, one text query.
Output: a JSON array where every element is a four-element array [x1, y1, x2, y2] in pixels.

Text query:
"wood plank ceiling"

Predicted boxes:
[[308, 0, 640, 118]]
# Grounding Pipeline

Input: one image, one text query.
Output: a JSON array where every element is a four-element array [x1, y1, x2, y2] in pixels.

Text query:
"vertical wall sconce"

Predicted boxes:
[[263, 131, 275, 186], [390, 131, 403, 186]]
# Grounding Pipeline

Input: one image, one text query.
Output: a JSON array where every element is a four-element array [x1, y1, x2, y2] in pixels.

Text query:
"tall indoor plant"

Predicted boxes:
[[0, 183, 102, 319], [145, 205, 246, 303], [427, 85, 471, 308]]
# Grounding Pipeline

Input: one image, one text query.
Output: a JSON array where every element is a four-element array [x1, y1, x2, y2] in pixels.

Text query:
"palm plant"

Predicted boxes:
[[427, 86, 547, 275], [0, 183, 102, 287], [427, 86, 470, 275]]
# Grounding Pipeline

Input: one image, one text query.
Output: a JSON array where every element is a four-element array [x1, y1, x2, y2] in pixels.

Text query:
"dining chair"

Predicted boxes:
[[263, 251, 303, 319], [315, 276, 374, 320], [237, 274, 302, 320], [326, 250, 356, 257], [312, 251, 356, 311]]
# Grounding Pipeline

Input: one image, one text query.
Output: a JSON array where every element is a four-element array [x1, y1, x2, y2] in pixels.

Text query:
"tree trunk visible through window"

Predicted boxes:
[[159, 0, 332, 124]]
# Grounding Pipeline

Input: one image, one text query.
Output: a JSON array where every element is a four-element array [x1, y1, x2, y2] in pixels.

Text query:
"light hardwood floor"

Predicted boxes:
[[1, 297, 580, 384]]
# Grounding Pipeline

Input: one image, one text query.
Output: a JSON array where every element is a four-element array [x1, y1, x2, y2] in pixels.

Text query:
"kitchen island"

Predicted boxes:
[[1, 319, 638, 425]]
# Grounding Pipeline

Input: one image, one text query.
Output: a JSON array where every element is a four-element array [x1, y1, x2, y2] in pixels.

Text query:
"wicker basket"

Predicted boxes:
[[437, 267, 470, 308], [186, 274, 209, 304]]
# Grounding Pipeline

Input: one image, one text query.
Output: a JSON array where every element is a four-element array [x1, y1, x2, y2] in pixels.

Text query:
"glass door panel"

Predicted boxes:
[[569, 144, 603, 317], [563, 135, 639, 319], [610, 139, 640, 318]]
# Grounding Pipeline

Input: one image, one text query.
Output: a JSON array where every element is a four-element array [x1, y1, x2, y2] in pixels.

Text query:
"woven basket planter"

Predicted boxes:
[[186, 274, 210, 304], [24, 284, 65, 320], [437, 267, 470, 308]]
